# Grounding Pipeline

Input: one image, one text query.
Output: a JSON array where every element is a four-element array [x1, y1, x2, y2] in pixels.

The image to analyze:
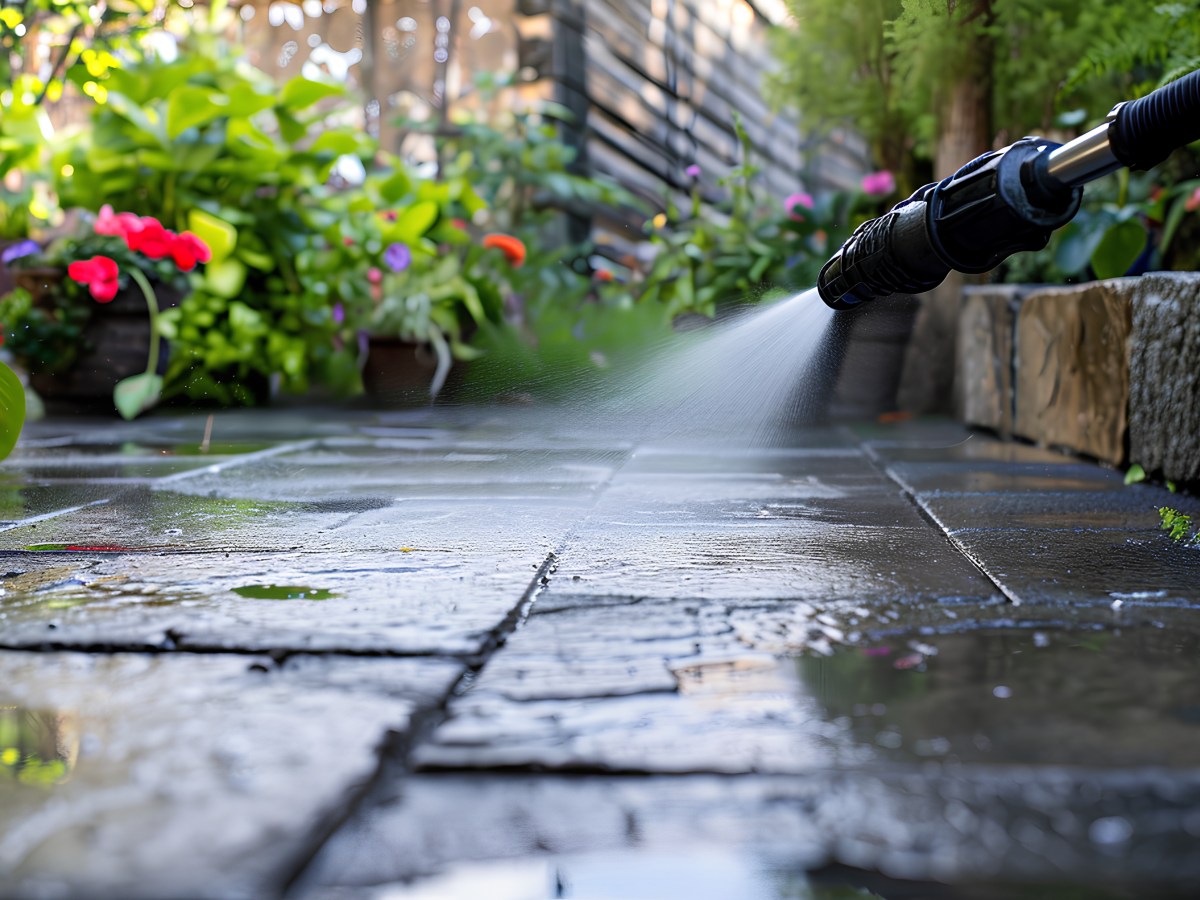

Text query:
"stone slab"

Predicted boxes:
[[301, 769, 1200, 896], [885, 459, 1126, 495], [957, 285, 1023, 435], [917, 485, 1200, 533], [1013, 280, 1134, 464], [1128, 272, 1200, 485], [0, 650, 462, 898], [942, 527, 1200, 608], [0, 548, 546, 655]]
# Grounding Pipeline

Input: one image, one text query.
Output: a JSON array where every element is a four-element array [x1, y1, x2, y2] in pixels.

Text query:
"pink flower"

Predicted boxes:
[[367, 266, 383, 285], [685, 164, 702, 178], [95, 205, 143, 239], [861, 170, 897, 197], [784, 192, 814, 221], [68, 255, 120, 303], [1186, 187, 1200, 213]]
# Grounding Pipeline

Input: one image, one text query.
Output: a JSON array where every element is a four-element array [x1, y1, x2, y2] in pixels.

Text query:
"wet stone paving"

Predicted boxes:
[[1, 409, 1199, 899]]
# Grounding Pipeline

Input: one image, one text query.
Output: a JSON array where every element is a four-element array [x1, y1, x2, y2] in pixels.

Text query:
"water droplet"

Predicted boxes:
[[1088, 816, 1133, 845]]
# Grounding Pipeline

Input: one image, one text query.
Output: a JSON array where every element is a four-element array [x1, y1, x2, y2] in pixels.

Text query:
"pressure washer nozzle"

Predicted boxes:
[[818, 67, 1200, 310]]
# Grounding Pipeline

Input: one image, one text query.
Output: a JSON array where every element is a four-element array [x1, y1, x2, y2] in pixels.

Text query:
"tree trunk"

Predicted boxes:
[[934, 0, 995, 178], [935, 70, 993, 177]]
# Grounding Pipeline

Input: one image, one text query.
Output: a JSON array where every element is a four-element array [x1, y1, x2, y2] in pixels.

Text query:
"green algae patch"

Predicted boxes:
[[232, 584, 336, 601]]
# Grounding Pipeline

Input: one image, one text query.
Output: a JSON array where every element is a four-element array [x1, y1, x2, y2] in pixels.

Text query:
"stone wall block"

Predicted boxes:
[[1128, 272, 1200, 484], [1013, 280, 1134, 465], [957, 285, 1026, 435]]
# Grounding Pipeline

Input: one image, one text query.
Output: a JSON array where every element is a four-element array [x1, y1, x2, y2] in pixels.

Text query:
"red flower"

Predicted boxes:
[[593, 268, 614, 282], [125, 217, 173, 260], [482, 233, 526, 267], [95, 204, 144, 239], [170, 231, 212, 272], [451, 218, 469, 230], [68, 255, 121, 303]]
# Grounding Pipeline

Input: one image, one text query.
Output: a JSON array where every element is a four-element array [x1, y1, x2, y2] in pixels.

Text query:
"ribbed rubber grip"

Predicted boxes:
[[1109, 68, 1200, 171]]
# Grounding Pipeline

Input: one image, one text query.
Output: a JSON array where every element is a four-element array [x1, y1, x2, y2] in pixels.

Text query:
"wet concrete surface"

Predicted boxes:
[[1, 409, 1199, 898]]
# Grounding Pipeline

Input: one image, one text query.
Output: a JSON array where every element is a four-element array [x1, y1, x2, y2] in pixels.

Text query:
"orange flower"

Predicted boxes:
[[482, 233, 526, 267]]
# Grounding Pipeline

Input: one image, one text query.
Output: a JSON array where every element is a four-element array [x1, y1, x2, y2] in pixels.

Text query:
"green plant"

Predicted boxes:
[[0, 359, 25, 461], [52, 33, 381, 404], [1158, 506, 1199, 543], [639, 118, 861, 319]]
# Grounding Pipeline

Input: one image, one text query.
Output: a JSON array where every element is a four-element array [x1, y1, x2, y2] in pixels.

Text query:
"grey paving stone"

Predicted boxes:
[[0, 484, 118, 526], [886, 459, 1126, 495], [0, 547, 547, 655], [918, 485, 1200, 533], [0, 650, 462, 898], [546, 520, 998, 604], [868, 438, 1082, 466], [945, 528, 1200, 608], [302, 770, 1200, 895]]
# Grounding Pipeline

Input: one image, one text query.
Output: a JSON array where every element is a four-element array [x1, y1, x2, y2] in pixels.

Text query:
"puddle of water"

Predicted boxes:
[[797, 627, 1200, 767], [0, 706, 79, 787], [232, 584, 336, 601]]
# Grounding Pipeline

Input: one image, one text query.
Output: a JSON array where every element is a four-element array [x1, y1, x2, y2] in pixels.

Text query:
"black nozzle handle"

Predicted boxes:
[[1109, 69, 1200, 171]]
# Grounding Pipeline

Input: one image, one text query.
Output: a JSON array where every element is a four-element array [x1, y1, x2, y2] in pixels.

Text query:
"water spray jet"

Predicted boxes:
[[818, 69, 1200, 310]]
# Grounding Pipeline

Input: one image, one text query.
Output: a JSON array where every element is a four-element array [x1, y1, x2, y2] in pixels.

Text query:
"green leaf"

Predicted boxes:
[[1124, 463, 1146, 485], [188, 209, 238, 265], [310, 131, 366, 156], [1091, 220, 1147, 280], [280, 77, 345, 110], [275, 109, 307, 145], [0, 362, 26, 461], [167, 86, 228, 139], [378, 169, 413, 203], [392, 201, 439, 243], [1054, 221, 1108, 275], [113, 373, 163, 421], [203, 258, 248, 298]]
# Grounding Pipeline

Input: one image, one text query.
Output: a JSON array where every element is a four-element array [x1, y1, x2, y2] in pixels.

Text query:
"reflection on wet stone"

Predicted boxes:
[[0, 707, 78, 787], [798, 627, 1200, 767]]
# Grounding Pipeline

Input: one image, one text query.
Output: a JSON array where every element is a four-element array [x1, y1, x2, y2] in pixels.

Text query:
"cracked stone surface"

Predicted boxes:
[[2, 408, 1199, 898]]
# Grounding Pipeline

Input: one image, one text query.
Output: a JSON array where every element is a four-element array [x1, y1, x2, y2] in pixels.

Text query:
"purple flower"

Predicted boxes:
[[384, 242, 412, 273], [332, 302, 345, 325], [861, 170, 897, 197], [685, 164, 702, 178], [1, 239, 40, 265]]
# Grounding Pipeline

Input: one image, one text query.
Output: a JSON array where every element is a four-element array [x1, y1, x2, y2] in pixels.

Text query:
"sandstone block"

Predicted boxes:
[[957, 285, 1026, 436], [1013, 279, 1134, 465]]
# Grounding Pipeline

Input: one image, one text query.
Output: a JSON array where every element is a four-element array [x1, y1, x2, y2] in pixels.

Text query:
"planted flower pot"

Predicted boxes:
[[361, 336, 457, 406], [22, 275, 184, 414]]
